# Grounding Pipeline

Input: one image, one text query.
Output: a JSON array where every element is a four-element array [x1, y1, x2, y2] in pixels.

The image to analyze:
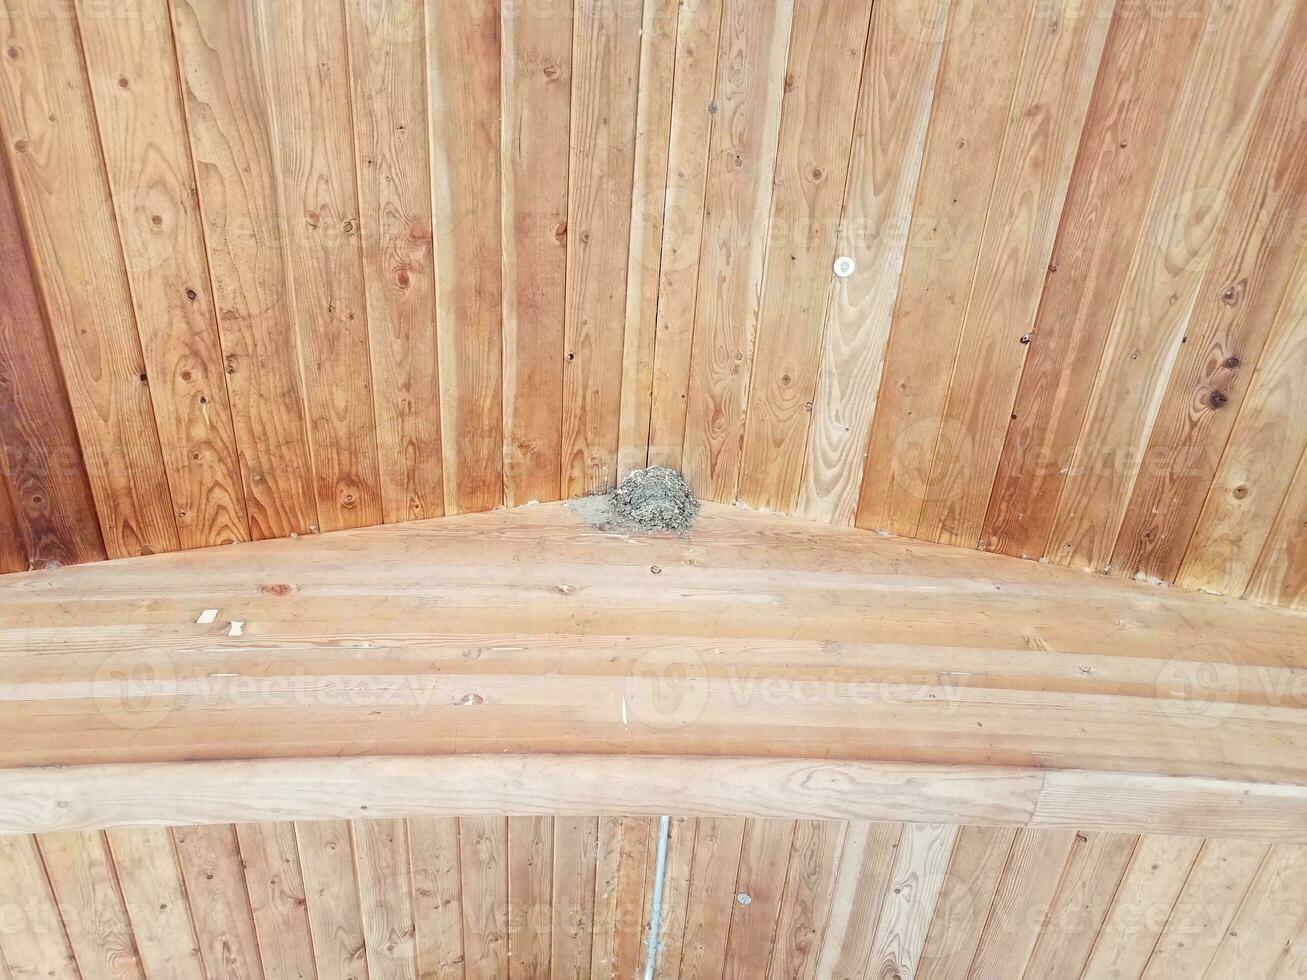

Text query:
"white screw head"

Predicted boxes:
[[834, 256, 856, 278], [736, 893, 752, 905]]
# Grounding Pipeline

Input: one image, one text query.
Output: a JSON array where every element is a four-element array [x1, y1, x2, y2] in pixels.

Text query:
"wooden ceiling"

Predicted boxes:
[[0, 0, 1304, 609], [3, 817, 1305, 979]]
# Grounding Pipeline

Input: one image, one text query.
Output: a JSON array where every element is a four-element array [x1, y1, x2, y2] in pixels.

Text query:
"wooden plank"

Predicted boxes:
[[765, 819, 845, 980], [0, 151, 104, 568], [1046, 0, 1294, 572], [855, 0, 1033, 537], [233, 822, 317, 980], [736, 0, 876, 513], [1022, 831, 1137, 978], [1140, 838, 1270, 978], [863, 822, 959, 980], [37, 831, 144, 980], [459, 816, 509, 980], [1080, 834, 1203, 980], [78, 0, 250, 551], [0, 0, 177, 559], [1179, 244, 1307, 597], [677, 817, 746, 980], [172, 824, 264, 979], [500, 0, 571, 506], [965, 829, 1077, 977], [0, 834, 79, 980], [105, 826, 206, 980], [982, 4, 1208, 559], [408, 818, 464, 980], [1205, 844, 1307, 979], [916, 0, 1113, 548], [551, 815, 598, 979], [811, 821, 902, 979], [617, 0, 678, 480], [590, 816, 655, 979], [680, 0, 795, 502], [167, 0, 318, 541], [916, 826, 1016, 980], [1248, 447, 1307, 610], [353, 818, 418, 980], [0, 475, 21, 573], [720, 819, 795, 980], [649, 815, 697, 980], [1113, 13, 1307, 583], [427, 1, 503, 515], [797, 0, 946, 524], [646, 0, 725, 470], [345, 0, 443, 524], [508, 816, 553, 979], [253, 0, 383, 532], [561, 0, 643, 495], [296, 820, 369, 980]]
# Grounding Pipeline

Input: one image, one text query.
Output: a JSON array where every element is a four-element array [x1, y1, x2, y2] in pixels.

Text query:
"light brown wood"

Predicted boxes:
[[737, 0, 875, 513], [864, 821, 958, 979], [105, 826, 205, 980], [0, 0, 178, 559], [353, 817, 418, 979], [346, 0, 443, 525], [562, 0, 643, 495], [501, 0, 571, 507], [173, 823, 264, 978], [460, 816, 509, 980], [254, 0, 383, 533], [812, 821, 902, 979], [507, 816, 553, 979], [234, 821, 317, 980], [681, 0, 794, 502], [427, 1, 503, 515], [78, 0, 250, 552], [296, 820, 369, 980], [550, 815, 599, 979], [408, 817, 464, 980], [0, 833, 79, 979], [168, 0, 319, 542]]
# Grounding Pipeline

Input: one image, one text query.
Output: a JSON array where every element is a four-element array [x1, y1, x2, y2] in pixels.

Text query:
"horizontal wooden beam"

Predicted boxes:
[[3, 755, 1306, 843]]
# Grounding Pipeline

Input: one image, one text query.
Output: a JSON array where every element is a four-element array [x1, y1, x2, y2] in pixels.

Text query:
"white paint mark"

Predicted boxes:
[[834, 256, 856, 278], [621, 696, 629, 728], [196, 609, 219, 624], [228, 621, 245, 637]]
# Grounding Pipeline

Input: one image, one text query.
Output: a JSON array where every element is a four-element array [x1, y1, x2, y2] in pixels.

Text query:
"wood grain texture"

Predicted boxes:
[[460, 816, 509, 980], [736, 0, 875, 513], [681, 0, 794, 502], [797, 0, 945, 524], [983, 3, 1207, 559], [550, 815, 598, 979], [0, 0, 178, 559], [172, 824, 265, 979], [501, 0, 571, 507], [1180, 242, 1307, 597], [765, 819, 845, 980], [346, 0, 443, 525], [1047, 0, 1293, 572], [37, 831, 146, 980], [167, 0, 318, 542], [916, 0, 1113, 548], [0, 151, 104, 568], [591, 816, 655, 979], [78, 0, 249, 551], [105, 826, 206, 980], [427, 1, 503, 515], [1080, 833, 1203, 980], [562, 0, 643, 495], [353, 817, 418, 980], [297, 820, 369, 980], [508, 816, 553, 980], [254, 0, 382, 533], [1113, 9, 1307, 583], [720, 819, 794, 980], [617, 0, 678, 481], [1140, 837, 1270, 978], [408, 817, 464, 980], [915, 825, 1015, 980], [234, 821, 316, 980], [864, 821, 958, 980], [1205, 843, 1307, 979], [811, 820, 902, 979], [856, 0, 1034, 536], [646, 0, 724, 470], [0, 833, 80, 980], [0, 469, 21, 574], [1248, 446, 1307, 611]]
